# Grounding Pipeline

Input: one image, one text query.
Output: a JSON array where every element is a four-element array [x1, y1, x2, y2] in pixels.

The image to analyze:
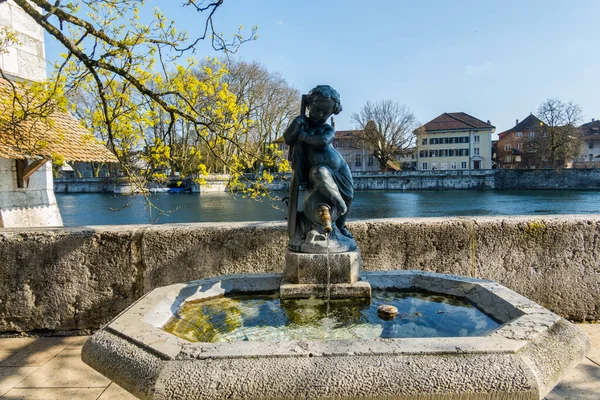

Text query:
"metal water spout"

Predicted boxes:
[[317, 204, 333, 234]]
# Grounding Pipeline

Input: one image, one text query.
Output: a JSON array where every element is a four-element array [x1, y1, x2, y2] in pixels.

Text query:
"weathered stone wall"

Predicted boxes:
[[352, 170, 495, 190], [0, 1, 46, 82], [53, 169, 600, 193], [54, 177, 117, 193], [494, 168, 600, 190], [1, 216, 599, 333]]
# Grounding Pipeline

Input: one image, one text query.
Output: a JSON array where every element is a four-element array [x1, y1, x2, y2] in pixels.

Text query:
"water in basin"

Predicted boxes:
[[163, 290, 500, 343]]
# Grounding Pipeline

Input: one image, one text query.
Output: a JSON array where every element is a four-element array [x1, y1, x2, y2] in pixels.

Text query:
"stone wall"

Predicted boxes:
[[0, 158, 63, 228], [1, 216, 599, 333], [494, 168, 600, 190], [54, 177, 117, 193], [53, 169, 600, 193], [54, 175, 238, 193], [0, 1, 46, 82], [352, 170, 495, 190]]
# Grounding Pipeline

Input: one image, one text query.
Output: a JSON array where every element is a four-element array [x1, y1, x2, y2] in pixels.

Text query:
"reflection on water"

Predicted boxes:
[[162, 291, 500, 343], [56, 190, 600, 226]]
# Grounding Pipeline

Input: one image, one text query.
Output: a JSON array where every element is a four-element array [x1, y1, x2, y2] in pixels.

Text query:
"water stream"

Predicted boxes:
[[325, 232, 331, 316]]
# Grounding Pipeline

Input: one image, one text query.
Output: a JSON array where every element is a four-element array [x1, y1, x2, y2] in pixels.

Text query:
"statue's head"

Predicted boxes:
[[306, 85, 343, 124]]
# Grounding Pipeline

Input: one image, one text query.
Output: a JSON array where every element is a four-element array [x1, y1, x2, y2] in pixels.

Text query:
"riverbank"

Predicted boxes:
[[1, 215, 599, 333], [54, 168, 600, 193]]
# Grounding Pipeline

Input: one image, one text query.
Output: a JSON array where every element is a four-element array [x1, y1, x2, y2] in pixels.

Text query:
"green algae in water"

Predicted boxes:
[[163, 291, 500, 343]]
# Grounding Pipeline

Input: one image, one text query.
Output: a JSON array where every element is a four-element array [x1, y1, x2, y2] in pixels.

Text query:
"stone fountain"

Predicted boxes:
[[82, 86, 589, 399]]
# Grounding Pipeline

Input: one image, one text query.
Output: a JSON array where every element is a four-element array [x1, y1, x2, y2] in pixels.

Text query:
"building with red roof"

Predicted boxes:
[[417, 112, 495, 170], [496, 114, 543, 169]]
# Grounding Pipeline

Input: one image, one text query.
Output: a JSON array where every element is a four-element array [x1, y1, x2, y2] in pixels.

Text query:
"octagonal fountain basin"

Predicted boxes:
[[82, 271, 589, 400]]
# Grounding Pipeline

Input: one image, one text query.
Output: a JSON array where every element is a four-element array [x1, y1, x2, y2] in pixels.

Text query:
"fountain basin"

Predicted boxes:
[[82, 271, 589, 399]]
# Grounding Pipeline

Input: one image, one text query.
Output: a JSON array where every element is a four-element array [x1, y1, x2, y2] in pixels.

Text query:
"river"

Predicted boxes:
[[56, 190, 600, 226]]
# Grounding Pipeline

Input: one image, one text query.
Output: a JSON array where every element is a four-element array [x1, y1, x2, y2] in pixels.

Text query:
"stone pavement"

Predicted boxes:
[[0, 324, 598, 399]]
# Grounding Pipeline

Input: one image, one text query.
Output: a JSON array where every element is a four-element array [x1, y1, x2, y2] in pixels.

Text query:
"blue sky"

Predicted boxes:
[[44, 0, 600, 136]]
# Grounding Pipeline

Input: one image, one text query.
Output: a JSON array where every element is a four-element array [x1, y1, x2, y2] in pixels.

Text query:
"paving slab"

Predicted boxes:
[[16, 349, 110, 388], [98, 383, 138, 400], [0, 387, 105, 399], [0, 338, 75, 368], [545, 358, 600, 400], [0, 367, 38, 397], [0, 354, 15, 363], [577, 324, 600, 364], [0, 339, 36, 354], [65, 336, 89, 348]]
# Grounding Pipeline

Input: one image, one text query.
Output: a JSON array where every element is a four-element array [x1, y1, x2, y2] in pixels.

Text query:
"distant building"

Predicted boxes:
[[274, 129, 415, 173], [574, 118, 600, 168], [417, 113, 495, 170], [496, 114, 543, 169]]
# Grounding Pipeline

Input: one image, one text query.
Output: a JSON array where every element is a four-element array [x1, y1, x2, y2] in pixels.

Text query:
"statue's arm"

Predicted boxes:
[[299, 126, 334, 148], [284, 115, 308, 145]]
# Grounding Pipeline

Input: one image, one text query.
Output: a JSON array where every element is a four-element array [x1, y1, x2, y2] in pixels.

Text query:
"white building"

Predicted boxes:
[[417, 112, 495, 171], [574, 119, 600, 168]]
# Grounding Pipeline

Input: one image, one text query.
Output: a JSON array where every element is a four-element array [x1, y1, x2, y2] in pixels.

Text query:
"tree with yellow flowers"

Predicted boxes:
[[1, 0, 289, 200]]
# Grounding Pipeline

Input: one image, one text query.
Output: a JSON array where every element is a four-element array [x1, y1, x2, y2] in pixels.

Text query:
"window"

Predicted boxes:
[[355, 153, 362, 167], [443, 137, 449, 144], [448, 149, 455, 157], [474, 148, 480, 156], [429, 150, 437, 157], [474, 135, 480, 143], [505, 155, 511, 162], [422, 162, 428, 170], [589, 142, 594, 150], [590, 154, 594, 162], [465, 149, 469, 156], [422, 138, 427, 145], [367, 155, 374, 166], [440, 149, 448, 157], [461, 161, 467, 169], [450, 161, 457, 169], [441, 163, 448, 170], [449, 137, 455, 144], [517, 143, 522, 150], [419, 150, 427, 158], [516, 132, 522, 138], [528, 132, 535, 138], [334, 140, 340, 148], [505, 144, 511, 151]]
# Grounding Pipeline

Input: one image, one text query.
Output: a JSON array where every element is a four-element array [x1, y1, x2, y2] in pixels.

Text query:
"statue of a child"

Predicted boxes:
[[284, 85, 354, 240]]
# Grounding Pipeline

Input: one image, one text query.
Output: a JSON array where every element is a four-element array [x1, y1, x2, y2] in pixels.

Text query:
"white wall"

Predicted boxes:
[[0, 158, 62, 227], [0, 0, 46, 81]]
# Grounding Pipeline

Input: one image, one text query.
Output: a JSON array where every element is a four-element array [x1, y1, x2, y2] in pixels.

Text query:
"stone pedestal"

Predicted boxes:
[[280, 249, 371, 300]]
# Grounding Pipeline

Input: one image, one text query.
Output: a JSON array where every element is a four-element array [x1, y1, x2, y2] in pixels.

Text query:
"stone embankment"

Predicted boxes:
[[55, 169, 600, 193], [1, 215, 599, 333]]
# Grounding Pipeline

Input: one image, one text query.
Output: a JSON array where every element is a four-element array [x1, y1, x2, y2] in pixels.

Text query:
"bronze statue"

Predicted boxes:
[[284, 85, 356, 253]]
